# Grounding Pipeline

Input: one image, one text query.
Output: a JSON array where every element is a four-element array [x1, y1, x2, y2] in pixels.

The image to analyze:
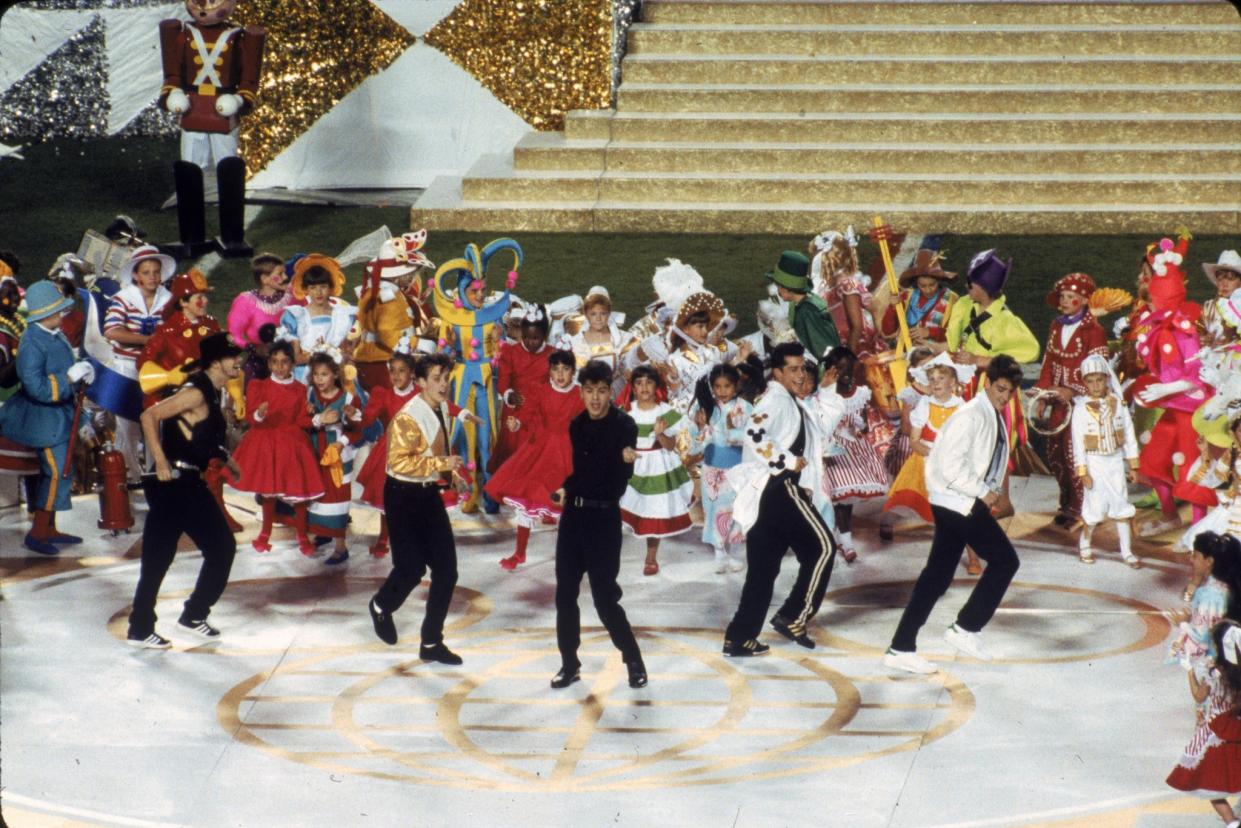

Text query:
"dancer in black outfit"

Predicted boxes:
[[549, 360, 647, 690], [367, 353, 466, 665], [127, 332, 243, 648]]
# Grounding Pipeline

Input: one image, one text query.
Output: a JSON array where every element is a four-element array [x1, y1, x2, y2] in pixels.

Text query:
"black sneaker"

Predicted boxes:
[[369, 599, 398, 645], [419, 641, 463, 665], [177, 616, 220, 640], [770, 615, 816, 650], [626, 661, 648, 688], [127, 631, 172, 649], [722, 639, 770, 657], [550, 665, 581, 689]]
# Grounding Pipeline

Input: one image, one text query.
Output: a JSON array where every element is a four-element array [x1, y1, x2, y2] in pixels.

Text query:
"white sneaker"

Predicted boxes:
[[713, 549, 728, 574], [944, 624, 992, 661], [883, 648, 937, 675]]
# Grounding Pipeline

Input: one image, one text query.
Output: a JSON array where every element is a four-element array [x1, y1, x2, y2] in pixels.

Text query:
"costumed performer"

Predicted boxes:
[[769, 250, 839, 368], [305, 350, 363, 566], [354, 230, 437, 391], [486, 348, 584, 570], [687, 363, 751, 574], [227, 253, 290, 357], [157, 0, 265, 258], [354, 348, 420, 559], [665, 291, 751, 413], [877, 248, 958, 353], [0, 280, 94, 555], [278, 254, 356, 382], [571, 286, 634, 398], [1169, 532, 1241, 672], [490, 303, 552, 475], [1200, 251, 1241, 352]]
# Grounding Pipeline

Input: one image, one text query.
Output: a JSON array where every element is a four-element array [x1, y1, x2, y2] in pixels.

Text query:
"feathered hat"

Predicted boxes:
[[649, 258, 704, 313]]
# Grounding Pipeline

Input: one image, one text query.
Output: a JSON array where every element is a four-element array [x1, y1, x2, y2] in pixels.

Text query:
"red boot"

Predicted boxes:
[[500, 525, 530, 570], [294, 503, 316, 556], [369, 515, 390, 559], [253, 497, 274, 553]]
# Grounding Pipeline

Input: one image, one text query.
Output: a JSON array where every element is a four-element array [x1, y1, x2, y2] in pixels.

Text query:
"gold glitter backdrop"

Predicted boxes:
[[235, 0, 415, 176], [425, 0, 613, 131]]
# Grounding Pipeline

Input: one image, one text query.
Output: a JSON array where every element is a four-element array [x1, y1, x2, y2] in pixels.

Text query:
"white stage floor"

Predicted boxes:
[[0, 475, 1218, 827]]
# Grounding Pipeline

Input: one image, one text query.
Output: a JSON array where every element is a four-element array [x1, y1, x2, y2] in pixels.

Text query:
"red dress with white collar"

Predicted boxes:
[[355, 382, 419, 510], [489, 340, 552, 473], [231, 375, 323, 501]]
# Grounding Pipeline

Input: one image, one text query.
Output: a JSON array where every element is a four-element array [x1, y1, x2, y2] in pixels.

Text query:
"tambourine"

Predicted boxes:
[[1025, 388, 1072, 436]]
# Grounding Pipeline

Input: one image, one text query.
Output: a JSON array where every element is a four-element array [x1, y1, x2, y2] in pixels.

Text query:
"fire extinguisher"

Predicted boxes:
[[96, 440, 134, 534]]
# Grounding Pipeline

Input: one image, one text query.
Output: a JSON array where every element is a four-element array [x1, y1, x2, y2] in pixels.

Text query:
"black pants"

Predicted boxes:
[[890, 500, 1020, 652], [725, 476, 836, 643], [555, 503, 642, 669], [374, 479, 458, 645], [129, 474, 237, 636]]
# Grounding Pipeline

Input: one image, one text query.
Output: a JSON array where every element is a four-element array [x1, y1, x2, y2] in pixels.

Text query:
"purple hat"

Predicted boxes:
[[966, 249, 1012, 296]]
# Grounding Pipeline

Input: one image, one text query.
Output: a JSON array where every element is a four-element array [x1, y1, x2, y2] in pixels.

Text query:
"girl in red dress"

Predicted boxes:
[[355, 351, 419, 558], [489, 305, 552, 475], [485, 349, 583, 570], [232, 341, 323, 555], [1168, 617, 1241, 827]]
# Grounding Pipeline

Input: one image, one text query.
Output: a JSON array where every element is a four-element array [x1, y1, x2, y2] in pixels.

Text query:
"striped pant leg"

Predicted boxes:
[[36, 441, 72, 512], [773, 478, 837, 636]]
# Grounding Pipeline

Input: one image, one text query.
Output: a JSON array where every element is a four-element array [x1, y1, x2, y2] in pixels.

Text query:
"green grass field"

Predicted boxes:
[[3, 136, 1233, 339]]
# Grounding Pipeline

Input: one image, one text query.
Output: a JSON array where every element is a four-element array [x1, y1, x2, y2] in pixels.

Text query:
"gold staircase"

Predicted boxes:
[[411, 0, 1241, 234]]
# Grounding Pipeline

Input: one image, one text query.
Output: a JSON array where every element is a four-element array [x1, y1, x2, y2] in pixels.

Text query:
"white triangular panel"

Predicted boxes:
[[371, 0, 459, 38], [248, 41, 530, 191], [0, 8, 96, 93], [102, 4, 184, 134]]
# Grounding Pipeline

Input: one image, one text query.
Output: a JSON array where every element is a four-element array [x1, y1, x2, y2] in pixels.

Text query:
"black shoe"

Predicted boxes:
[[626, 661, 648, 688], [722, 639, 770, 657], [419, 641, 463, 665], [369, 599, 397, 645], [550, 665, 581, 689], [324, 549, 349, 566], [314, 535, 333, 548], [126, 630, 172, 649], [177, 616, 220, 640], [770, 615, 816, 650], [1053, 513, 1076, 529]]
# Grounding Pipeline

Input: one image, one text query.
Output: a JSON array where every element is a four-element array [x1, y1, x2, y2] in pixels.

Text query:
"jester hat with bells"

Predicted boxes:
[[432, 238, 522, 328]]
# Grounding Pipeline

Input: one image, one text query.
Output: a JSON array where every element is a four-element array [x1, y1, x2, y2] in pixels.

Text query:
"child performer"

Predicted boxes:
[[1169, 532, 1241, 672], [879, 345, 935, 541], [688, 365, 751, 573], [1167, 618, 1241, 827], [1070, 354, 1141, 567], [306, 351, 363, 565], [231, 341, 323, 555], [620, 365, 693, 575], [666, 291, 750, 413], [815, 346, 891, 563], [570, 286, 635, 399], [354, 349, 419, 558], [884, 352, 978, 569], [485, 349, 584, 569], [490, 304, 552, 475], [367, 352, 467, 665]]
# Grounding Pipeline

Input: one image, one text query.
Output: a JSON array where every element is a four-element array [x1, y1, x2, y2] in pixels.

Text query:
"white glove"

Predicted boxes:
[[67, 361, 95, 384], [165, 88, 190, 114], [214, 93, 242, 117], [1137, 379, 1194, 405]]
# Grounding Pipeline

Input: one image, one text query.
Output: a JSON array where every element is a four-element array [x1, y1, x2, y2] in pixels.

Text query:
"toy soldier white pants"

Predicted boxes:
[[181, 129, 238, 170]]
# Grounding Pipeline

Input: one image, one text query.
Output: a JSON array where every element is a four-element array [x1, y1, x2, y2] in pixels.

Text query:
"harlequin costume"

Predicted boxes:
[[306, 384, 363, 540], [431, 239, 521, 513], [278, 255, 356, 383], [231, 373, 323, 554], [1133, 234, 1215, 529], [0, 281, 91, 554], [1035, 272, 1109, 523], [354, 231, 437, 391], [878, 249, 958, 348], [490, 322, 552, 473], [158, 0, 265, 259], [485, 377, 585, 568], [620, 402, 694, 539]]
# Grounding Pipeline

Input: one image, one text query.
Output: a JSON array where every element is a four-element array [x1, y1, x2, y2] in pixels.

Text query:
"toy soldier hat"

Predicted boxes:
[[1204, 250, 1241, 285], [1045, 272, 1097, 309], [965, 249, 1011, 295], [118, 244, 176, 287], [898, 249, 956, 288], [675, 291, 726, 332], [770, 250, 811, 293], [190, 331, 244, 370], [23, 279, 75, 323], [168, 268, 212, 304]]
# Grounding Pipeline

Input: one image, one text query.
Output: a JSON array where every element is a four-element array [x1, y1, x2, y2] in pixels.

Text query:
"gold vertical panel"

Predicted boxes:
[[424, 0, 612, 130], [235, 0, 416, 176]]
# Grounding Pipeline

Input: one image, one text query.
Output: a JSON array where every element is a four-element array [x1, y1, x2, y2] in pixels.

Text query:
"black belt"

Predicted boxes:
[[568, 496, 617, 509], [388, 476, 441, 489]]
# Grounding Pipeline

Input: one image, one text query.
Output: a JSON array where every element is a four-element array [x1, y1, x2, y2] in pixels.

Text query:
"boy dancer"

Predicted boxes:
[[549, 360, 647, 689], [884, 355, 1024, 673], [368, 353, 465, 664]]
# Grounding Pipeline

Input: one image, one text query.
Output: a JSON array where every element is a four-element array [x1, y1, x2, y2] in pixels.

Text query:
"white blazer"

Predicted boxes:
[[925, 394, 1008, 516]]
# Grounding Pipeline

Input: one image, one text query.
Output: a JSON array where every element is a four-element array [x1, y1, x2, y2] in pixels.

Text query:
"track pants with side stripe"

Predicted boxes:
[[726, 475, 837, 643]]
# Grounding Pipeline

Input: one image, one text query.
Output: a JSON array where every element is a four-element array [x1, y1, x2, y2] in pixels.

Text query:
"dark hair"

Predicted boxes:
[[822, 346, 858, 393], [672, 309, 713, 349], [257, 323, 278, 344], [520, 305, 551, 336], [822, 346, 856, 372], [250, 253, 284, 286], [0, 250, 20, 275], [1197, 532, 1241, 616], [308, 352, 340, 381], [985, 354, 1024, 387], [301, 265, 333, 288], [1211, 620, 1241, 699], [735, 354, 765, 402], [548, 349, 575, 370], [267, 340, 295, 362], [630, 363, 664, 391], [907, 345, 936, 370], [578, 359, 613, 388], [769, 341, 805, 372], [389, 351, 417, 373], [414, 352, 454, 380]]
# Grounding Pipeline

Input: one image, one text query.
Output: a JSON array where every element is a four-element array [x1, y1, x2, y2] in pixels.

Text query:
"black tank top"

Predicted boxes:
[[161, 372, 227, 471]]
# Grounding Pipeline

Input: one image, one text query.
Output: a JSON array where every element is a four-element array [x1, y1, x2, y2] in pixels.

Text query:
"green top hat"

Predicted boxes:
[[770, 251, 810, 293]]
